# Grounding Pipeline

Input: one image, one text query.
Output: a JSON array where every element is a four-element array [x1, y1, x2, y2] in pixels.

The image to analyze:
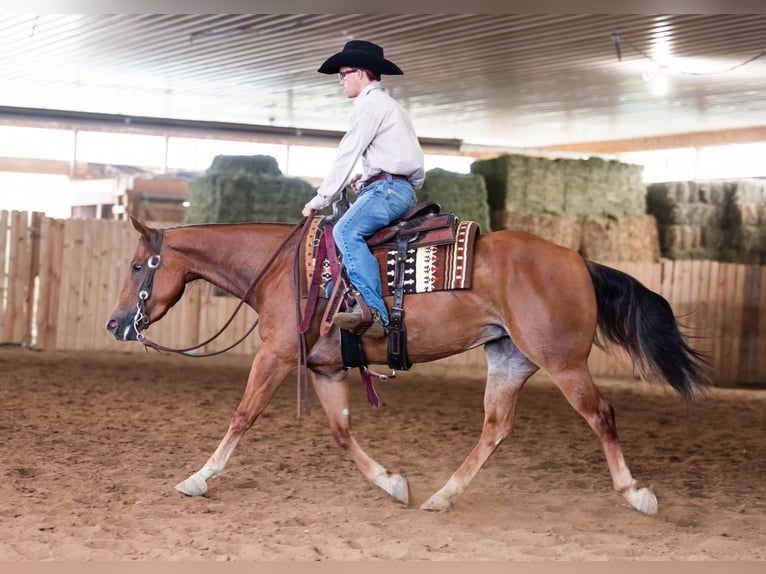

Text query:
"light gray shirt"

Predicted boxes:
[[308, 82, 425, 211]]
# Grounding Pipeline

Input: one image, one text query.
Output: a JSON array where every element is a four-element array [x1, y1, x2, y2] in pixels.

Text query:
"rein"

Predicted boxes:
[[133, 217, 311, 360]]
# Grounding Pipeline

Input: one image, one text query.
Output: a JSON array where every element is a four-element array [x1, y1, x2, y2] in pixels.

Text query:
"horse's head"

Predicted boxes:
[[105, 216, 187, 341]]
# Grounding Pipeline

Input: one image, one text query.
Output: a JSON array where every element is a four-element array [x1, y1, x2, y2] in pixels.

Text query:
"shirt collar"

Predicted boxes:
[[358, 81, 384, 98]]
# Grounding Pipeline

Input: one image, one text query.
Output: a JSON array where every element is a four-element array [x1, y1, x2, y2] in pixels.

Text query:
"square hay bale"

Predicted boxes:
[[473, 153, 646, 218], [648, 178, 766, 262], [696, 180, 731, 206], [734, 225, 766, 264], [492, 210, 582, 250], [186, 159, 316, 224], [471, 154, 529, 213], [580, 215, 660, 262], [657, 225, 691, 260], [563, 157, 645, 217], [522, 156, 567, 214], [207, 155, 282, 176], [419, 168, 491, 232]]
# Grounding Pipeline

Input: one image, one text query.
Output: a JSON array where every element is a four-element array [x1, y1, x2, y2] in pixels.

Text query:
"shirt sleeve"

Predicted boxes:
[[308, 99, 382, 211]]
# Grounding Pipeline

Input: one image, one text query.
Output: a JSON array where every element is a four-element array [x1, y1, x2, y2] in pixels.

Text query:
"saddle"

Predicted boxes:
[[366, 202, 457, 249], [300, 190, 474, 406], [367, 203, 459, 371]]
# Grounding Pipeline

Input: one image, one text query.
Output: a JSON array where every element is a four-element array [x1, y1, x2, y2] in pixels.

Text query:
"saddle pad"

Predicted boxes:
[[303, 217, 334, 295], [375, 220, 479, 295], [304, 217, 479, 296]]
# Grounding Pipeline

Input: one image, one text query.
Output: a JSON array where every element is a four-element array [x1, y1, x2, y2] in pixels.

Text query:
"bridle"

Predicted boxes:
[[131, 218, 311, 359], [129, 217, 315, 416], [132, 230, 163, 344]]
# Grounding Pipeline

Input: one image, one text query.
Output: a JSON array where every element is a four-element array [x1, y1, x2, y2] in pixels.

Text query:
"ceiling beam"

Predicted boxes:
[[544, 126, 766, 154], [0, 106, 463, 154]]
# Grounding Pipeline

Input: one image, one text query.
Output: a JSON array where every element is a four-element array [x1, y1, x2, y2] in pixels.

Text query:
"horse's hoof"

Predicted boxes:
[[625, 486, 658, 515], [390, 474, 410, 506], [175, 473, 208, 496], [420, 494, 451, 512]]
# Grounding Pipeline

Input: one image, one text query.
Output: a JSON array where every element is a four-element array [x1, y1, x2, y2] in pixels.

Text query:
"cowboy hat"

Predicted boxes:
[[318, 40, 403, 76]]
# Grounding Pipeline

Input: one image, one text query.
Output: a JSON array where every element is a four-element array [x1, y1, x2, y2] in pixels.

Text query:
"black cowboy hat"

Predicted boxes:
[[318, 40, 403, 76]]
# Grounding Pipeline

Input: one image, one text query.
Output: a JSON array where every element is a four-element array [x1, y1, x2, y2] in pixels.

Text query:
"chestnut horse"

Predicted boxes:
[[106, 215, 710, 515]]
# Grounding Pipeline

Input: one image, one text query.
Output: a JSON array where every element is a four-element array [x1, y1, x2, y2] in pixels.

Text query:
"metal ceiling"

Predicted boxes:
[[1, 14, 765, 151]]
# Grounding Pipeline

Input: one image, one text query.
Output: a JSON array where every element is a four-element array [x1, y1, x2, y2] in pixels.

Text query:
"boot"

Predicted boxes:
[[333, 307, 386, 339]]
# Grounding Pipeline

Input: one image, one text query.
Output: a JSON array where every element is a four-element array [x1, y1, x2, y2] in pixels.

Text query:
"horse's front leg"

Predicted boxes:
[[311, 369, 410, 505], [175, 348, 293, 496]]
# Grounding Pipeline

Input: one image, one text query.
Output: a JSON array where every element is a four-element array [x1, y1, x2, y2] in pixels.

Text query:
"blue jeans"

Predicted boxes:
[[333, 175, 417, 325]]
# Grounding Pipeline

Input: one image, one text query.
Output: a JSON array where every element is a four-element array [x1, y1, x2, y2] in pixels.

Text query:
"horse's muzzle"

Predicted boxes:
[[105, 314, 139, 341]]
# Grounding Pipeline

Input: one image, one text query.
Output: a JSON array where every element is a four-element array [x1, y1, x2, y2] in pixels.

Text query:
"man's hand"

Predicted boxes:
[[349, 173, 363, 195], [302, 204, 316, 218]]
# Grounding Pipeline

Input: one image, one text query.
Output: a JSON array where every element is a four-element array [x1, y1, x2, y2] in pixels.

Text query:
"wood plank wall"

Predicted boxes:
[[1, 210, 764, 387]]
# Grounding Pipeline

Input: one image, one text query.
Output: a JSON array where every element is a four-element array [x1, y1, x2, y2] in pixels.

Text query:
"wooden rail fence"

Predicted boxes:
[[1, 210, 764, 387]]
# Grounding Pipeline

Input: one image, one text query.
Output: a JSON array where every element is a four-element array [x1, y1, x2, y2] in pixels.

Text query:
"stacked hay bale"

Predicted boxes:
[[580, 215, 660, 262], [186, 157, 493, 232], [495, 211, 582, 250], [472, 153, 658, 262], [646, 179, 766, 264], [185, 155, 316, 224], [418, 168, 491, 232]]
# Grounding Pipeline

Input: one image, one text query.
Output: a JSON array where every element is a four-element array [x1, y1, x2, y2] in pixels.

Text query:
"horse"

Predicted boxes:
[[106, 214, 710, 515]]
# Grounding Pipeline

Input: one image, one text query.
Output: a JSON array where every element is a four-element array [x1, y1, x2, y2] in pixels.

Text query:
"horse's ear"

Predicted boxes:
[[129, 215, 155, 244]]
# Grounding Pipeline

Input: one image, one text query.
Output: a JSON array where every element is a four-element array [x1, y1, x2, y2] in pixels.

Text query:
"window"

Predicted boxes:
[[76, 131, 166, 167], [167, 138, 288, 172]]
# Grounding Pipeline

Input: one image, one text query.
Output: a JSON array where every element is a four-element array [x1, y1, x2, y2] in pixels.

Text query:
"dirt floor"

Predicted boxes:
[[0, 347, 764, 561]]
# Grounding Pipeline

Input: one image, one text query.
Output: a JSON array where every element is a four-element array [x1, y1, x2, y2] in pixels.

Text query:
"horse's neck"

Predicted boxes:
[[173, 223, 292, 300]]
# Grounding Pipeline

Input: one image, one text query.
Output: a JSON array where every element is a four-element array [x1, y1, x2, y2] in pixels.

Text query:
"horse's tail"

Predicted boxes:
[[585, 260, 712, 406]]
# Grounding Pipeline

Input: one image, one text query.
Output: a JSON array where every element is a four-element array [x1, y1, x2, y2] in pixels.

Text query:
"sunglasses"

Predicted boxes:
[[338, 68, 363, 81]]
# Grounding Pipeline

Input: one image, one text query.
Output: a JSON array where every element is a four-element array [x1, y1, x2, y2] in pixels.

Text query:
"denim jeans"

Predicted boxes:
[[333, 174, 417, 325]]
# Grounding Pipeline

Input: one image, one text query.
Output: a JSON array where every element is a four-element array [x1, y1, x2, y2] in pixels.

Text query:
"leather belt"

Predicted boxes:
[[362, 172, 408, 188]]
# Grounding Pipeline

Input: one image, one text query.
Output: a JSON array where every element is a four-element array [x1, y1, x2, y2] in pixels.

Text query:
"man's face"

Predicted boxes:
[[338, 67, 364, 98]]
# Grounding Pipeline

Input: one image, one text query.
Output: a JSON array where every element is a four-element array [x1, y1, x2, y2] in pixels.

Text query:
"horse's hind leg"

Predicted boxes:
[[175, 349, 293, 496], [310, 369, 410, 505], [421, 338, 537, 512], [548, 364, 658, 515]]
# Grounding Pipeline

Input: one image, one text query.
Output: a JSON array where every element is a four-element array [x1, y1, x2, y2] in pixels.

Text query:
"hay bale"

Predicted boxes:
[[562, 157, 645, 217], [646, 182, 683, 223], [492, 211, 582, 250], [206, 154, 282, 176], [472, 153, 646, 220], [419, 168, 491, 232], [734, 225, 766, 264], [523, 157, 567, 214], [186, 155, 316, 224], [493, 211, 660, 262], [658, 223, 721, 260], [470, 154, 528, 213], [579, 215, 660, 262], [647, 178, 766, 263]]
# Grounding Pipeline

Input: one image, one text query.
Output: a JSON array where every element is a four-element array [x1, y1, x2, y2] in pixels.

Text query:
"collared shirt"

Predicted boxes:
[[308, 82, 425, 211]]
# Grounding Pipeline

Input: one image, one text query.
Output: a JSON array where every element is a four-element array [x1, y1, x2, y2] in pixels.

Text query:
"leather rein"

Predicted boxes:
[[132, 217, 312, 363]]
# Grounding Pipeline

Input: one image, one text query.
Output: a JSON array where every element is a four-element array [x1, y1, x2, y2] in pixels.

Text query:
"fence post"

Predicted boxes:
[[1, 211, 41, 345], [35, 215, 64, 349]]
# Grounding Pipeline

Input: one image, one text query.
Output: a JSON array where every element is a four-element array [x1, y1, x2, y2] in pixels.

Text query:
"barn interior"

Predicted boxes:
[[1, 9, 766, 561]]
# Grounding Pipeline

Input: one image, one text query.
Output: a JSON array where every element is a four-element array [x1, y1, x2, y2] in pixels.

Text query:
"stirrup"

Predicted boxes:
[[332, 300, 386, 338]]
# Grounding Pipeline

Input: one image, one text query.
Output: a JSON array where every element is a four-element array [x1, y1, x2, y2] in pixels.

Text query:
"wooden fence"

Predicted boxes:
[[1, 209, 764, 387]]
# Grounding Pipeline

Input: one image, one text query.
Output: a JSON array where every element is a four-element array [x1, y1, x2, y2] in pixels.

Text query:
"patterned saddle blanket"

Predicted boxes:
[[303, 215, 480, 297]]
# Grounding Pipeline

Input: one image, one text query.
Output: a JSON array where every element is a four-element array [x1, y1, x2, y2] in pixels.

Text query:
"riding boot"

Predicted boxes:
[[333, 307, 386, 339]]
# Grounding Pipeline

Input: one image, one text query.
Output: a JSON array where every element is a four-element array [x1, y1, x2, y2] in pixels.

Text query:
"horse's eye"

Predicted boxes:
[[132, 263, 144, 272]]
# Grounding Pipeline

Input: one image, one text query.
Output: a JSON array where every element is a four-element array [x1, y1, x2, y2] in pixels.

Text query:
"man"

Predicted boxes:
[[302, 40, 425, 338]]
